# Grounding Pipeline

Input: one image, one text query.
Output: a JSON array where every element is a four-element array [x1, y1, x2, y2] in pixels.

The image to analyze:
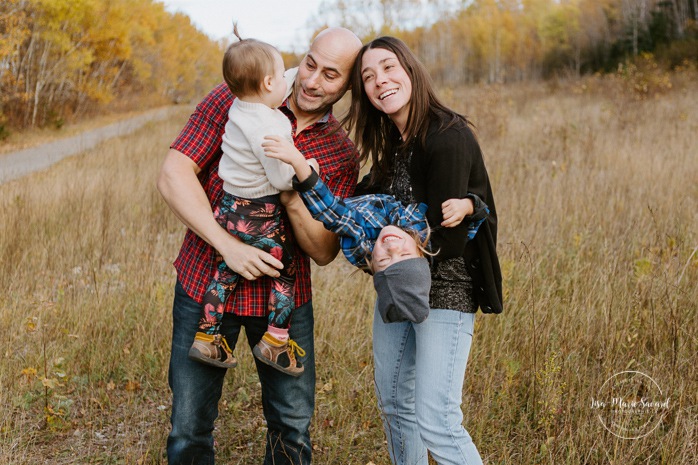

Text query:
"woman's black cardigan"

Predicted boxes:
[[356, 115, 503, 314]]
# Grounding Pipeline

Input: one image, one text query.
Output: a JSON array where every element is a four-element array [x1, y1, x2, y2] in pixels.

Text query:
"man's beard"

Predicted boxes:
[[292, 80, 333, 115]]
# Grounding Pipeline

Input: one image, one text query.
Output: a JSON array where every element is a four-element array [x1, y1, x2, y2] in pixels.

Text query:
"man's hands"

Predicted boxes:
[[219, 237, 283, 280], [157, 149, 284, 280], [441, 197, 475, 228], [263, 135, 315, 181]]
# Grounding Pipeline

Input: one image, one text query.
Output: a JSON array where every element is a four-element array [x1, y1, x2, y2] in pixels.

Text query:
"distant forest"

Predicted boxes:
[[0, 0, 223, 130], [313, 0, 698, 84], [1, 0, 696, 131]]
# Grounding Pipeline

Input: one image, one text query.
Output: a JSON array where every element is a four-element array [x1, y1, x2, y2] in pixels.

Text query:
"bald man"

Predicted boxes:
[[158, 28, 363, 465]]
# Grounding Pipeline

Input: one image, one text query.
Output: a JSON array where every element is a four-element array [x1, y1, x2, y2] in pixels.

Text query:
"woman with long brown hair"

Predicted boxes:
[[345, 36, 502, 465]]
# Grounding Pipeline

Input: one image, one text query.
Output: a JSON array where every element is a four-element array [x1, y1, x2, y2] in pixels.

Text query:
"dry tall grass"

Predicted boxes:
[[1, 73, 696, 464]]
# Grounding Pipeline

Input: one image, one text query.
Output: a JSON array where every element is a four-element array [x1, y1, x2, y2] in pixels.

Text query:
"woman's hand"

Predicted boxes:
[[441, 197, 474, 228]]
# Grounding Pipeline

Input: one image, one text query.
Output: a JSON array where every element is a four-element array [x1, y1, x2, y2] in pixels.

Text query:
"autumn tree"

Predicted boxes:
[[0, 0, 30, 127], [0, 0, 222, 129], [310, 0, 697, 84]]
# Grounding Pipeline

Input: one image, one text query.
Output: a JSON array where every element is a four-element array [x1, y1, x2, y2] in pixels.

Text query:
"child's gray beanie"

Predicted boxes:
[[373, 258, 431, 324]]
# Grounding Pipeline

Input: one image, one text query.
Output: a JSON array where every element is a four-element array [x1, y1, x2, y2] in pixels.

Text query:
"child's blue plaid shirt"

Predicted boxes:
[[293, 169, 487, 272]]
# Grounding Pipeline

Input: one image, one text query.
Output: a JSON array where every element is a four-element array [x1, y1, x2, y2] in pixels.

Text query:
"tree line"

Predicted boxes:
[[311, 0, 698, 84], [2, 0, 696, 132], [0, 0, 223, 130]]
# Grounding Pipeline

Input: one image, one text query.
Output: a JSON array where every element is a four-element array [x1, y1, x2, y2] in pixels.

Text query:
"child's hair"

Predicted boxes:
[[402, 227, 432, 258], [222, 24, 279, 98]]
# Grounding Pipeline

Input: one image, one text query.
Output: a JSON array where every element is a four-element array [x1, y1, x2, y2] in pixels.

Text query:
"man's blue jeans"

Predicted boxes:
[[373, 308, 482, 465], [167, 281, 315, 465]]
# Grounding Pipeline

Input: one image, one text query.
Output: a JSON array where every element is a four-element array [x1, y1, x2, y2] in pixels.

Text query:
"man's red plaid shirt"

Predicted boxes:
[[171, 83, 359, 317]]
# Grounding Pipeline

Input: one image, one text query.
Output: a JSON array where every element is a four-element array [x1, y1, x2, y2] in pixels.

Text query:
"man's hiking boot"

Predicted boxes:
[[188, 332, 237, 369], [252, 332, 305, 377]]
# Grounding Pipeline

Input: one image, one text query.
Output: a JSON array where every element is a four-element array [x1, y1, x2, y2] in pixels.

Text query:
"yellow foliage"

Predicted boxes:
[[616, 53, 674, 99], [634, 257, 653, 280], [41, 377, 61, 389], [24, 316, 38, 333], [21, 367, 38, 380], [535, 351, 566, 434], [1, 0, 222, 128]]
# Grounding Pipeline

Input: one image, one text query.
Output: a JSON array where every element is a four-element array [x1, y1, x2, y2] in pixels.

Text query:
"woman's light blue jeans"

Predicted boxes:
[[373, 307, 482, 465]]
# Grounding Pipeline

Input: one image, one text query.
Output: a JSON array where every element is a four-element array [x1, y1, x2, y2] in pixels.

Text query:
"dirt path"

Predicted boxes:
[[0, 106, 184, 184]]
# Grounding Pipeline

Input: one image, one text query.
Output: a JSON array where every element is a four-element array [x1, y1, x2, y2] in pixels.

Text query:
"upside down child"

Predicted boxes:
[[262, 135, 489, 322]]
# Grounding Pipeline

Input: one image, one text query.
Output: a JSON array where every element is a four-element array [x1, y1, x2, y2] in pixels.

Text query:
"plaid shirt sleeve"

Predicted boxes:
[[464, 193, 490, 241], [294, 170, 430, 270], [394, 202, 430, 239], [295, 169, 373, 268]]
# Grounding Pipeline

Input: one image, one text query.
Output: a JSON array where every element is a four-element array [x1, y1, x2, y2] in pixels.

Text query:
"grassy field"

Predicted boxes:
[[1, 71, 697, 464]]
